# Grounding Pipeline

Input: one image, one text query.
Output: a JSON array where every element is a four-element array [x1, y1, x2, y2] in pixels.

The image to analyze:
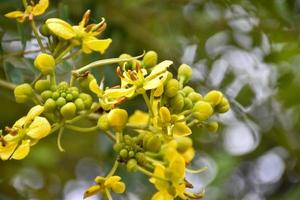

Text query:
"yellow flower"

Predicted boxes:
[[84, 175, 126, 199], [103, 60, 172, 104], [0, 105, 51, 160], [128, 110, 149, 127], [5, 0, 49, 22], [46, 10, 112, 54]]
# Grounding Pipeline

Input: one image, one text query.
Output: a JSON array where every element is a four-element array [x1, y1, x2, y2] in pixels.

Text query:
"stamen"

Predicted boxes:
[[116, 67, 124, 78]]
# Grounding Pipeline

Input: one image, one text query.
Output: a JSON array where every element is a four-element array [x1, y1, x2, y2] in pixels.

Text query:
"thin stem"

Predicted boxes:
[[55, 44, 75, 63], [142, 92, 154, 116], [57, 127, 65, 152], [50, 71, 57, 87], [30, 73, 43, 87], [187, 120, 198, 127], [116, 131, 123, 143], [22, 0, 27, 7], [105, 189, 113, 200], [57, 49, 82, 64], [74, 53, 144, 74], [65, 125, 98, 133], [30, 20, 46, 52], [106, 160, 119, 177], [104, 131, 116, 142], [0, 79, 16, 90], [66, 104, 101, 124]]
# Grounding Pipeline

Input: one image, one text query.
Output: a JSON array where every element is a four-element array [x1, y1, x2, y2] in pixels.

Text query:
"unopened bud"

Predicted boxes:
[[142, 50, 158, 68], [176, 137, 193, 153], [188, 92, 203, 103], [170, 93, 185, 113], [193, 101, 213, 121], [14, 83, 34, 103], [165, 79, 179, 98], [126, 159, 138, 172], [215, 97, 230, 113], [107, 109, 128, 131], [178, 64, 192, 83], [145, 135, 161, 153], [60, 102, 77, 119], [204, 90, 223, 107], [34, 53, 55, 75], [207, 121, 219, 132], [34, 80, 51, 93], [159, 107, 171, 124], [97, 113, 109, 131]]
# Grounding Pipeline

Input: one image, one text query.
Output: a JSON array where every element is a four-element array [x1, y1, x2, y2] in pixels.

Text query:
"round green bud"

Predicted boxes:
[[215, 97, 230, 113], [182, 86, 194, 96], [183, 98, 193, 110], [188, 92, 203, 103], [71, 90, 79, 99], [135, 152, 146, 164], [61, 92, 66, 97], [204, 90, 223, 107], [78, 74, 95, 91], [113, 143, 123, 153], [107, 109, 128, 131], [193, 101, 213, 121], [39, 24, 50, 37], [58, 81, 68, 88], [97, 114, 109, 131], [118, 53, 132, 67], [120, 149, 128, 160], [60, 102, 77, 119], [50, 85, 57, 91], [207, 121, 219, 133], [178, 64, 192, 83], [41, 90, 53, 101], [66, 94, 73, 101], [34, 53, 56, 75], [74, 98, 85, 110], [165, 79, 180, 98], [56, 97, 66, 107], [129, 150, 135, 158], [79, 93, 93, 109], [44, 98, 56, 112], [34, 80, 51, 93], [52, 91, 60, 100], [145, 135, 161, 153], [176, 137, 193, 153], [142, 50, 158, 68], [126, 159, 138, 172], [170, 93, 185, 113], [14, 83, 33, 103]]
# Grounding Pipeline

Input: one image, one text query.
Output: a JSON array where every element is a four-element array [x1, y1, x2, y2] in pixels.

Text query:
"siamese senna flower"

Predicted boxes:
[[83, 175, 125, 199], [46, 10, 112, 54], [5, 0, 49, 22], [102, 60, 173, 104], [0, 105, 51, 160]]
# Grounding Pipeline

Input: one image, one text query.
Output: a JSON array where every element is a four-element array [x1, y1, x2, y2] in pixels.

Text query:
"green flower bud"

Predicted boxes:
[[159, 106, 171, 124], [56, 97, 66, 107], [165, 79, 180, 98], [113, 143, 123, 153], [206, 121, 219, 133], [183, 98, 193, 110], [14, 83, 34, 103], [71, 90, 79, 99], [34, 80, 51, 93], [41, 90, 53, 101], [58, 81, 68, 88], [120, 149, 128, 159], [79, 93, 93, 109], [97, 114, 109, 131], [126, 159, 137, 172], [129, 150, 135, 158], [215, 97, 230, 113], [78, 74, 95, 91], [50, 85, 57, 91], [193, 101, 213, 121], [182, 86, 194, 96], [44, 98, 56, 112], [118, 53, 132, 67], [34, 53, 56, 75], [61, 92, 66, 97], [145, 135, 161, 153], [188, 92, 203, 103], [74, 98, 85, 110], [60, 102, 77, 119], [176, 137, 193, 153], [39, 24, 50, 37], [170, 93, 185, 113], [52, 91, 60, 100], [178, 64, 192, 83], [142, 50, 158, 68], [204, 90, 223, 107], [107, 109, 128, 131], [66, 94, 73, 101], [135, 152, 146, 164]]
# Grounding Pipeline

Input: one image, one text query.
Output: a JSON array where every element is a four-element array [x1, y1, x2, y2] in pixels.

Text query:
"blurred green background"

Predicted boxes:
[[1, 0, 300, 199]]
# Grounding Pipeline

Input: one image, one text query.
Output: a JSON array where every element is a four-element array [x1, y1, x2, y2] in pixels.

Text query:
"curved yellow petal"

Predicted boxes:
[[128, 110, 149, 127], [82, 37, 112, 54], [83, 185, 101, 199], [104, 86, 136, 99], [46, 18, 76, 40], [172, 122, 192, 137], [27, 117, 51, 139], [151, 191, 173, 200], [25, 105, 44, 125], [143, 72, 168, 90], [11, 139, 30, 160], [0, 142, 18, 160], [5, 11, 24, 19], [32, 0, 49, 16], [147, 60, 173, 80], [89, 79, 102, 96]]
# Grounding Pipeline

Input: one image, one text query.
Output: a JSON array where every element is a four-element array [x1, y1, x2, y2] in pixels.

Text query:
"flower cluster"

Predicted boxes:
[[1, 1, 230, 199]]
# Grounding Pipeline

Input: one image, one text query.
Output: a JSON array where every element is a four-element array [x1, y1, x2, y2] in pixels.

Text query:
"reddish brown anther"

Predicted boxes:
[[5, 126, 18, 136], [116, 67, 124, 78]]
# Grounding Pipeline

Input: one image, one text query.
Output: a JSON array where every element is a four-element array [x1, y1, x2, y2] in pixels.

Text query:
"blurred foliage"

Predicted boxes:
[[1, 0, 300, 200]]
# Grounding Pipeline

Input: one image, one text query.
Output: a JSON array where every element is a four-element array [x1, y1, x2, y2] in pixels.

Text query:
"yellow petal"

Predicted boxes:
[[111, 182, 126, 193], [147, 60, 173, 80], [5, 11, 24, 19], [172, 122, 192, 137], [12, 139, 30, 160], [32, 0, 49, 16], [168, 154, 186, 181], [82, 37, 112, 54], [152, 191, 173, 200], [83, 185, 101, 199], [104, 176, 121, 187], [182, 147, 195, 163], [46, 18, 76, 40], [0, 142, 18, 160], [104, 86, 136, 99], [25, 105, 45, 125], [128, 110, 149, 127], [154, 82, 164, 97], [27, 117, 51, 139], [144, 72, 168, 90], [89, 79, 102, 96]]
